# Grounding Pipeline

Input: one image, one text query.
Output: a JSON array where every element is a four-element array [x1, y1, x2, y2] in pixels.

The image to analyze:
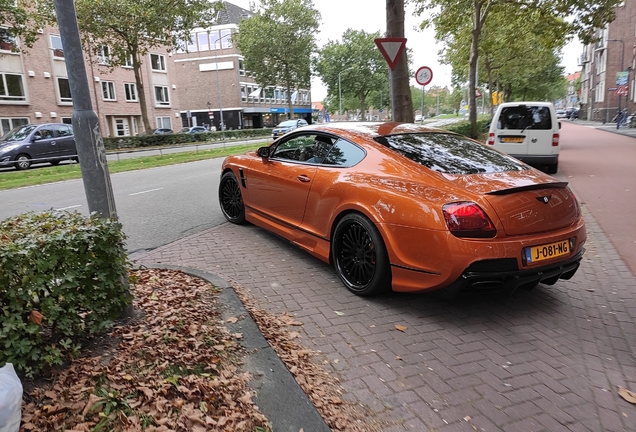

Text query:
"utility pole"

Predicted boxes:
[[53, 0, 117, 219]]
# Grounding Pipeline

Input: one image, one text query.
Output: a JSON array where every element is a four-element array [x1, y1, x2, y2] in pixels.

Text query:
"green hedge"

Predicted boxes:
[[104, 128, 273, 151], [0, 211, 132, 378], [438, 118, 492, 137]]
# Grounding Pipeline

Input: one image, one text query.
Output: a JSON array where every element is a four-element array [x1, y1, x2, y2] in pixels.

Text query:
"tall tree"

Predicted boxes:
[[315, 29, 389, 119], [386, 0, 414, 122], [0, 0, 55, 52], [234, 0, 320, 119], [414, 0, 625, 138], [74, 0, 221, 133]]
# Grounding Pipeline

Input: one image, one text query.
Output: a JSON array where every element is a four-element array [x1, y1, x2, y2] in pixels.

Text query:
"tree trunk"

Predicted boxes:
[[485, 58, 494, 117], [468, 1, 482, 139], [132, 47, 152, 133], [386, 0, 413, 123], [359, 88, 367, 120]]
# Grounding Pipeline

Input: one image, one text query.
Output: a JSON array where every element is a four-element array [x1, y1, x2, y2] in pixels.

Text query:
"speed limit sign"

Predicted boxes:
[[415, 66, 433, 86]]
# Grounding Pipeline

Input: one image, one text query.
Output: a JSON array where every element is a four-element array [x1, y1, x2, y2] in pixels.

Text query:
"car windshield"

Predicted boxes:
[[1, 125, 37, 142], [497, 105, 552, 130], [277, 120, 298, 127], [375, 132, 528, 174], [178, 128, 190, 133]]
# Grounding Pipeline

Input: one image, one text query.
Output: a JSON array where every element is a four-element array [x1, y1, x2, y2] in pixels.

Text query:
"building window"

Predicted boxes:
[[101, 80, 116, 101], [154, 85, 170, 106], [241, 85, 247, 102], [1, 117, 28, 135], [51, 35, 64, 59], [57, 77, 72, 103], [97, 45, 110, 65], [0, 28, 17, 52], [186, 33, 197, 52], [0, 73, 26, 102], [239, 59, 245, 76], [123, 55, 133, 68], [156, 116, 171, 129], [115, 119, 130, 136], [220, 29, 232, 48], [210, 31, 220, 50], [197, 32, 209, 51], [124, 82, 137, 101], [61, 117, 72, 125], [150, 53, 166, 72]]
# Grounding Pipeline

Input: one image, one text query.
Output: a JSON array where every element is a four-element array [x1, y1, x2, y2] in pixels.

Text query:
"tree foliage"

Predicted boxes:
[[0, 0, 55, 52], [74, 0, 222, 132], [414, 0, 624, 137], [314, 29, 389, 118], [234, 0, 320, 119]]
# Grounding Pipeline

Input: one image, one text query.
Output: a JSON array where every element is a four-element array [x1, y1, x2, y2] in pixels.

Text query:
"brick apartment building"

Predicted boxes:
[[0, 25, 182, 137], [579, 0, 636, 121], [173, 1, 312, 131], [0, 1, 312, 138]]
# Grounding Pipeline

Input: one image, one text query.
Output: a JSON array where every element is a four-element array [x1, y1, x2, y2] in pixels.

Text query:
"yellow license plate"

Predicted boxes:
[[525, 240, 570, 263], [501, 136, 524, 143]]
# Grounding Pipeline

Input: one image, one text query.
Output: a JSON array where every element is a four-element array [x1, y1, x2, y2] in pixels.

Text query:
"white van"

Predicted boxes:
[[487, 102, 561, 174]]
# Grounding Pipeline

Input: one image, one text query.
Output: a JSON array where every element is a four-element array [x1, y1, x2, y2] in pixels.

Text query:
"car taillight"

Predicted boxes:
[[443, 202, 497, 238], [487, 132, 495, 145], [552, 133, 559, 146]]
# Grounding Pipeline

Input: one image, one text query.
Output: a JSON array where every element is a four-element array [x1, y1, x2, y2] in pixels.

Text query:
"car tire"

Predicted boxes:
[[219, 171, 246, 224], [547, 162, 558, 174], [331, 213, 391, 296], [14, 154, 31, 170]]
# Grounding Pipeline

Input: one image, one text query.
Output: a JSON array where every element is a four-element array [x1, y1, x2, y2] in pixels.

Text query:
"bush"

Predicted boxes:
[[440, 118, 492, 137], [0, 211, 132, 378], [103, 128, 274, 151]]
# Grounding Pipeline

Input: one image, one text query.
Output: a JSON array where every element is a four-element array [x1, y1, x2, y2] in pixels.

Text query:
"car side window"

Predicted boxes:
[[36, 128, 53, 139], [55, 125, 72, 137], [323, 139, 365, 167], [271, 134, 316, 162]]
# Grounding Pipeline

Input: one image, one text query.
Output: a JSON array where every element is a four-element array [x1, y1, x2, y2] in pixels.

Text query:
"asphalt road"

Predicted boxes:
[[0, 157, 228, 255]]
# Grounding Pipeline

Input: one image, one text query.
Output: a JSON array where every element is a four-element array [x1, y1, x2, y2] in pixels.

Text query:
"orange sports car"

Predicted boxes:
[[219, 122, 586, 296]]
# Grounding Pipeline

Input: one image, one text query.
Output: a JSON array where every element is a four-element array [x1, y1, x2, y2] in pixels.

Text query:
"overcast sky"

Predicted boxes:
[[231, 0, 582, 101]]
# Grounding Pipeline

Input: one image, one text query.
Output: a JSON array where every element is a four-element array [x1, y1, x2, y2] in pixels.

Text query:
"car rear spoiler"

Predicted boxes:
[[486, 181, 569, 196]]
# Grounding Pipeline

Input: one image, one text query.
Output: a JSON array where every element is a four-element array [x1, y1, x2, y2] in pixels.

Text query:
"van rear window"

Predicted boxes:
[[497, 105, 552, 130]]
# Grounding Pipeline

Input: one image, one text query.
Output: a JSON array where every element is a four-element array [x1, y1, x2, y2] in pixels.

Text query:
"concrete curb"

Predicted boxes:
[[139, 264, 331, 432]]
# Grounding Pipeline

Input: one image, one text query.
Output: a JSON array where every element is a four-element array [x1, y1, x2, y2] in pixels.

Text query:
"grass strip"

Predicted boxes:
[[0, 142, 263, 191]]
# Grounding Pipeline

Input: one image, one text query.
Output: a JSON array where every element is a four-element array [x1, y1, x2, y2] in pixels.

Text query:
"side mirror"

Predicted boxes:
[[257, 146, 270, 158], [32, 133, 42, 141]]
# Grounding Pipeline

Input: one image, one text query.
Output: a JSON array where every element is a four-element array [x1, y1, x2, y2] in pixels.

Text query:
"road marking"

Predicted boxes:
[[56, 204, 82, 210], [129, 187, 164, 196]]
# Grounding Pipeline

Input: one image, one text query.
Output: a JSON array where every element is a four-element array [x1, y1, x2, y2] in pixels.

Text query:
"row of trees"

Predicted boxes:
[[2, 0, 627, 137]]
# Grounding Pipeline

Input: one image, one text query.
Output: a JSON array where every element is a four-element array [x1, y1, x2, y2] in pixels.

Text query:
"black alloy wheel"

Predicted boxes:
[[332, 213, 391, 296], [219, 171, 245, 224], [14, 154, 31, 170]]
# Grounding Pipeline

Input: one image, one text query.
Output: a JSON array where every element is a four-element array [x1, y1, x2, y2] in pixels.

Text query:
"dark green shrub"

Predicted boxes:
[[103, 128, 273, 151], [0, 211, 132, 378], [440, 118, 492, 137]]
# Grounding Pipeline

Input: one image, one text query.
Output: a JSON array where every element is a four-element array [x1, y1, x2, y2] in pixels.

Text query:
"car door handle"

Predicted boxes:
[[297, 175, 311, 183], [51, 141, 56, 145]]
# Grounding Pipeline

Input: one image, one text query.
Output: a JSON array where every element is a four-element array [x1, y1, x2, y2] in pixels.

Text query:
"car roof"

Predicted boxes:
[[291, 122, 448, 141]]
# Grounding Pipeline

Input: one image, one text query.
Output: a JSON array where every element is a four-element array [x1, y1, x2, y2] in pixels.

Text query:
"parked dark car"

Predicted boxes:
[[566, 107, 579, 120], [272, 119, 309, 139], [0, 123, 78, 170], [178, 126, 211, 134]]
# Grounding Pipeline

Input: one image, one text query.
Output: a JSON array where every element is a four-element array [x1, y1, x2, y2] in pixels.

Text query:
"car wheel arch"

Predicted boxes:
[[328, 207, 389, 265]]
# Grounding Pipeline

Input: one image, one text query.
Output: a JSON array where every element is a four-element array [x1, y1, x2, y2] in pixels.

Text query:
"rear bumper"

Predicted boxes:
[[510, 154, 559, 165], [439, 248, 585, 297]]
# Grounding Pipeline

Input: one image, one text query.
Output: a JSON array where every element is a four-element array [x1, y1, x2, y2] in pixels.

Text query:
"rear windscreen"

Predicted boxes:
[[374, 133, 528, 174], [497, 105, 552, 130]]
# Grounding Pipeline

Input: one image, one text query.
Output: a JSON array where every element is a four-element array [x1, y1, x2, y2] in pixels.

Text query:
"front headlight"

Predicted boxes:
[[0, 144, 20, 154]]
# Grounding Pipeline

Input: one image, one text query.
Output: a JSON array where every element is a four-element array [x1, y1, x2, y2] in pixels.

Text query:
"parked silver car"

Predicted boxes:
[[0, 123, 78, 170], [272, 119, 308, 139]]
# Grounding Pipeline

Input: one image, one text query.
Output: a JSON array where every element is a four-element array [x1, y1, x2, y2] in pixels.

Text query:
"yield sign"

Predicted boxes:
[[375, 38, 407, 70]]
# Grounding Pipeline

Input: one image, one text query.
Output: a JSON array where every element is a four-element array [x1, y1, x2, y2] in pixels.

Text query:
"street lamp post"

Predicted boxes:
[[215, 33, 233, 135], [608, 38, 625, 124]]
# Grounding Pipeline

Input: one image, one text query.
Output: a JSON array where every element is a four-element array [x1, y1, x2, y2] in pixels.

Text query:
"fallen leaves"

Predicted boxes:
[[618, 386, 636, 404], [395, 324, 407, 332], [20, 269, 271, 432], [232, 282, 379, 432]]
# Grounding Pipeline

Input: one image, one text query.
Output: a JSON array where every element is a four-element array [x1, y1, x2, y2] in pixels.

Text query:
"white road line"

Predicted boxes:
[[129, 187, 164, 196], [56, 204, 82, 210]]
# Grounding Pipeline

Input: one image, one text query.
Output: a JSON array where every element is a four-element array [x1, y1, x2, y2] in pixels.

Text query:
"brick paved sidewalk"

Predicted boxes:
[[136, 205, 636, 432]]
